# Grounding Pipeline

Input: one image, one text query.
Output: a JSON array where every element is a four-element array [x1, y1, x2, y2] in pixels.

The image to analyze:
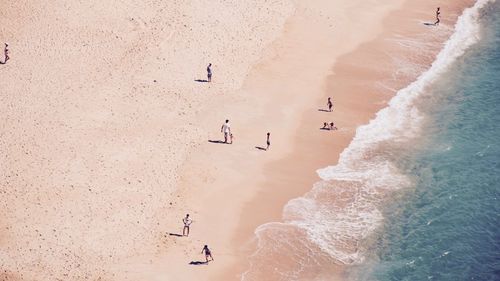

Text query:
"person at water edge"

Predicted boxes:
[[0, 43, 9, 64], [266, 132, 271, 150], [221, 119, 231, 143], [182, 214, 192, 236], [327, 97, 333, 112], [207, 63, 212, 82], [434, 7, 441, 26], [201, 245, 214, 262]]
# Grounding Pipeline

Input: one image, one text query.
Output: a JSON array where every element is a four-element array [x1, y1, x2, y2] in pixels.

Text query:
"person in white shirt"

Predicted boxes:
[[182, 214, 192, 236], [221, 119, 231, 144]]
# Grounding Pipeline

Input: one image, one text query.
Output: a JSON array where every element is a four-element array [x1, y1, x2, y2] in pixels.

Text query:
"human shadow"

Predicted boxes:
[[255, 146, 267, 151], [195, 79, 209, 83], [167, 232, 183, 237], [318, 109, 330, 112], [320, 127, 331, 131], [208, 140, 226, 144], [189, 261, 208, 265], [423, 22, 436, 26]]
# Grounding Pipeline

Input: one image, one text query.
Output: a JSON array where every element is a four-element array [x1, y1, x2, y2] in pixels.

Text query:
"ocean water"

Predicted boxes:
[[242, 0, 499, 280], [352, 1, 500, 280]]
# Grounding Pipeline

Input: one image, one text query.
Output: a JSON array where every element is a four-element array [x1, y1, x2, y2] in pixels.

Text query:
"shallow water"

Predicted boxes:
[[352, 1, 500, 280]]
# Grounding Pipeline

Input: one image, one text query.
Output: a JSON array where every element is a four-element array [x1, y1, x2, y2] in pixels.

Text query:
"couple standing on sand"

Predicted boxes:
[[220, 120, 271, 150], [0, 43, 9, 64], [182, 214, 214, 263]]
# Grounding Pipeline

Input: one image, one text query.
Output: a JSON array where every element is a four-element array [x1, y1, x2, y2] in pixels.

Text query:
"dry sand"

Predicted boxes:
[[0, 0, 473, 280]]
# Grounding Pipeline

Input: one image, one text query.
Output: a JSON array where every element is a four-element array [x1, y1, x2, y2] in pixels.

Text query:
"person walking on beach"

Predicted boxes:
[[221, 119, 231, 144], [0, 43, 9, 64], [327, 97, 333, 112], [434, 7, 441, 26], [266, 132, 271, 150], [207, 63, 212, 82], [201, 245, 214, 263], [182, 214, 192, 236]]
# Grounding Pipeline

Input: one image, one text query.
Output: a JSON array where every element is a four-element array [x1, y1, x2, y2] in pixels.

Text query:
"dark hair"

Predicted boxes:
[[226, 119, 229, 123]]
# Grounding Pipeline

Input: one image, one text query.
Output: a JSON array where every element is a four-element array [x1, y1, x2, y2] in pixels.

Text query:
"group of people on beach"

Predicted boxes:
[[0, 43, 9, 64], [181, 214, 214, 263], [220, 119, 271, 150]]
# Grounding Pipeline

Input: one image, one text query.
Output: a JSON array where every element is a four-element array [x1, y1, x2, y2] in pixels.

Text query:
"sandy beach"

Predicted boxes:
[[0, 0, 474, 280]]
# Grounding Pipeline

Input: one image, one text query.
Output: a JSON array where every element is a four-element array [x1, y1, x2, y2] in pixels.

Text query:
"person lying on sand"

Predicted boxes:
[[201, 245, 214, 262], [329, 122, 337, 130]]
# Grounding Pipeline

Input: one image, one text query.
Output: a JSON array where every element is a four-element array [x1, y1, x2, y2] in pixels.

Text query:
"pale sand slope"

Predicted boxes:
[[0, 1, 294, 280]]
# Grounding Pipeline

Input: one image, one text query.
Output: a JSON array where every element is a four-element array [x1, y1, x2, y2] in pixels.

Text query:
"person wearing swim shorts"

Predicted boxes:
[[0, 43, 9, 64], [266, 132, 270, 150], [221, 119, 231, 144], [435, 7, 441, 26], [201, 245, 214, 262], [327, 97, 333, 112], [207, 63, 212, 82], [182, 214, 192, 236]]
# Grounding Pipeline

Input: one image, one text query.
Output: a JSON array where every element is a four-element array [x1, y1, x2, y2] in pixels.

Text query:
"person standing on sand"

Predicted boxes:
[[207, 63, 212, 82], [221, 119, 231, 144], [201, 245, 214, 262], [182, 214, 192, 236], [0, 43, 9, 64], [434, 7, 441, 26], [266, 132, 271, 150], [327, 97, 333, 112]]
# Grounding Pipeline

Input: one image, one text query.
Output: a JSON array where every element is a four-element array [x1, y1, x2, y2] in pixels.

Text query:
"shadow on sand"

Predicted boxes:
[[189, 261, 208, 265], [255, 146, 267, 151], [208, 140, 226, 144], [318, 109, 330, 112], [167, 232, 183, 237], [423, 22, 436, 26], [195, 79, 209, 83]]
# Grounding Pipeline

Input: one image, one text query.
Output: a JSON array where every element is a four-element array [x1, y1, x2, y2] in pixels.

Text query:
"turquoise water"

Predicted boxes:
[[354, 2, 500, 280]]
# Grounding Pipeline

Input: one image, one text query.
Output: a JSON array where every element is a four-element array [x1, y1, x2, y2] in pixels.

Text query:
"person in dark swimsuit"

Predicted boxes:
[[434, 7, 441, 26], [327, 97, 333, 112], [207, 63, 212, 82], [201, 245, 214, 262], [0, 43, 9, 64], [266, 132, 270, 150]]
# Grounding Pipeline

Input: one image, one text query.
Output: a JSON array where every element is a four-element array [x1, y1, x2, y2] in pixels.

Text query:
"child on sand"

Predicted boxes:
[[201, 245, 214, 262]]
